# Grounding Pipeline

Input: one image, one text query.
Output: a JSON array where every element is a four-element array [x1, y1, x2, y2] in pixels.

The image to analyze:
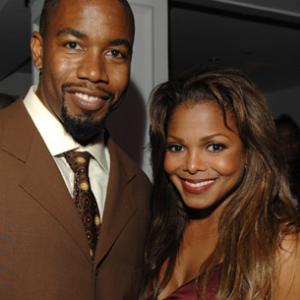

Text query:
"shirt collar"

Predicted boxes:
[[23, 86, 108, 171]]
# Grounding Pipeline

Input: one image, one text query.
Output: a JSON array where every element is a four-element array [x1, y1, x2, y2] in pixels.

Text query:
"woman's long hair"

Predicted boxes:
[[140, 68, 299, 300]]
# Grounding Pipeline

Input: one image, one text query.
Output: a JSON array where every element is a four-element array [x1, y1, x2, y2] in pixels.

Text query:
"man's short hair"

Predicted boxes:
[[39, 0, 135, 38]]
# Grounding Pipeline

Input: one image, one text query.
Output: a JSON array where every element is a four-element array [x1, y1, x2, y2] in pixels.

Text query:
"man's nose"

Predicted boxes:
[[77, 50, 109, 83]]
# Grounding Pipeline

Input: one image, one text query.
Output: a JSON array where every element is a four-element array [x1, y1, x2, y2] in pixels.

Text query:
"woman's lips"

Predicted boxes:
[[181, 178, 216, 194]]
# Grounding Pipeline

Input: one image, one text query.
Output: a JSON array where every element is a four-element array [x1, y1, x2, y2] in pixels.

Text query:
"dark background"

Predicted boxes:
[[1, 0, 300, 121]]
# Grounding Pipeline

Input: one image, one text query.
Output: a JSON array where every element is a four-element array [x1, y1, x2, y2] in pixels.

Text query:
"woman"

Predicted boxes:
[[140, 68, 300, 299]]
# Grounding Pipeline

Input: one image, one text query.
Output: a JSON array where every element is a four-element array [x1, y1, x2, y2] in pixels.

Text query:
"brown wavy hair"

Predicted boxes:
[[139, 67, 299, 300]]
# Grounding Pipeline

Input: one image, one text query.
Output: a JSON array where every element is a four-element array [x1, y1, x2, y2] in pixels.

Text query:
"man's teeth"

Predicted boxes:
[[184, 179, 215, 188], [75, 92, 99, 102]]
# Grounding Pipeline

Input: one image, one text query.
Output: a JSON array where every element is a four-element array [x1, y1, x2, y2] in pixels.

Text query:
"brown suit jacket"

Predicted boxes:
[[0, 99, 151, 300]]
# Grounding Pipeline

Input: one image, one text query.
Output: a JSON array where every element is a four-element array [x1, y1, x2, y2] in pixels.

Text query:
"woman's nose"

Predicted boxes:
[[184, 151, 206, 174]]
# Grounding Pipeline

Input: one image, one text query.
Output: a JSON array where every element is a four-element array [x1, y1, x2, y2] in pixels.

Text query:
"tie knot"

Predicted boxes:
[[64, 151, 91, 173]]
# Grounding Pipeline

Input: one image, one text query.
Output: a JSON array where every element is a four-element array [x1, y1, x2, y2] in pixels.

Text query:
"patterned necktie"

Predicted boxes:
[[64, 151, 101, 259]]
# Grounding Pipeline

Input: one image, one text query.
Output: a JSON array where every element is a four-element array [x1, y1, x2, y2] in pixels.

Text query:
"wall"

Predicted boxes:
[[0, 72, 31, 98], [210, 0, 300, 14], [177, 0, 300, 21], [0, 0, 31, 98], [267, 86, 300, 125], [173, 0, 300, 127]]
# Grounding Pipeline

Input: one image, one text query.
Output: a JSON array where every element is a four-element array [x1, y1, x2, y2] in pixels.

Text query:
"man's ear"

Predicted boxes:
[[31, 32, 44, 71]]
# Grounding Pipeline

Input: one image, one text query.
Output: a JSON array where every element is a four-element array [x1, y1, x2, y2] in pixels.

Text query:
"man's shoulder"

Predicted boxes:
[[0, 97, 25, 118], [0, 97, 39, 161], [0, 97, 28, 131], [107, 136, 151, 186], [0, 98, 21, 136]]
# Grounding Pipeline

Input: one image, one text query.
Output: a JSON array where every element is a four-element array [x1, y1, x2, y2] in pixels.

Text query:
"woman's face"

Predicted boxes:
[[164, 101, 246, 211]]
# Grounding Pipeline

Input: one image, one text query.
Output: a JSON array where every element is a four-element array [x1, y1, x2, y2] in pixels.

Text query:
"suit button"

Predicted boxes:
[[89, 248, 94, 258], [94, 215, 101, 226]]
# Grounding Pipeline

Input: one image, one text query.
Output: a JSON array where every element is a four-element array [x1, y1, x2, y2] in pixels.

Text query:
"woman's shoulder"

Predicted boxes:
[[280, 231, 299, 252], [275, 231, 300, 300]]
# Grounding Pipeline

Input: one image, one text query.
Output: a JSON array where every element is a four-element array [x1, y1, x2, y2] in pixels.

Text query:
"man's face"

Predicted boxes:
[[31, 0, 133, 144]]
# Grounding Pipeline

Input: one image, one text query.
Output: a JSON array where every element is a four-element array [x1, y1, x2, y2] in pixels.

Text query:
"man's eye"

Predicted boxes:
[[108, 49, 125, 58], [207, 143, 225, 152], [166, 144, 184, 152], [65, 41, 80, 49]]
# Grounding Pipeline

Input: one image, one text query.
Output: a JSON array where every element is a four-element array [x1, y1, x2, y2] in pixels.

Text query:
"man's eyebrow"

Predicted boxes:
[[56, 28, 86, 39], [55, 30, 132, 52], [110, 39, 132, 52]]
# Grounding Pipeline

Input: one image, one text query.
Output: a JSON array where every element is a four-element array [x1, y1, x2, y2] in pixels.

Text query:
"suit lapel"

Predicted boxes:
[[1, 100, 90, 261], [95, 138, 137, 265], [1, 100, 140, 265]]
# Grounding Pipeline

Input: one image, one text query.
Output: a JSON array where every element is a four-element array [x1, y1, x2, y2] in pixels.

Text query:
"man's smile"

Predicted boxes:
[[62, 85, 115, 113]]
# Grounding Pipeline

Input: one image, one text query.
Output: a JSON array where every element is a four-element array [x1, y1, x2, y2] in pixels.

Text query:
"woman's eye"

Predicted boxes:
[[207, 143, 225, 152], [65, 41, 80, 49], [166, 144, 184, 152]]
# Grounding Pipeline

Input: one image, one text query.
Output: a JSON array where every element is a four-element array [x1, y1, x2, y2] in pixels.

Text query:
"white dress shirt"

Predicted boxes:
[[23, 86, 110, 219]]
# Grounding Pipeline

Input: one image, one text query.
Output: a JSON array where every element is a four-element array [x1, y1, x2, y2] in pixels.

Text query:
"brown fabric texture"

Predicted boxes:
[[0, 99, 151, 300]]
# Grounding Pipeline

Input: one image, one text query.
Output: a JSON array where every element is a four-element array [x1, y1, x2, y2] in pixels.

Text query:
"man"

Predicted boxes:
[[0, 93, 15, 109], [0, 0, 150, 299]]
